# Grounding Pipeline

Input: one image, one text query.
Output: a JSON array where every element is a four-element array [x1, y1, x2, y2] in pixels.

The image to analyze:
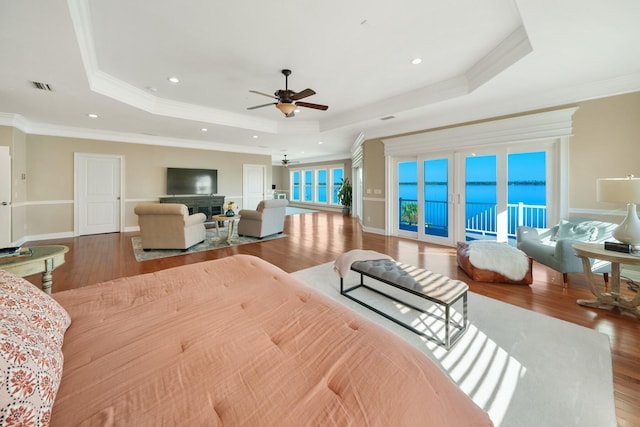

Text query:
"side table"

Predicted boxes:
[[212, 214, 241, 244], [573, 242, 640, 319], [0, 245, 69, 294]]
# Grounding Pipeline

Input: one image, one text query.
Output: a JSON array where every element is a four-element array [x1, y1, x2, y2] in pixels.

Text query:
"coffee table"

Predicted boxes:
[[212, 214, 241, 244], [0, 245, 69, 294]]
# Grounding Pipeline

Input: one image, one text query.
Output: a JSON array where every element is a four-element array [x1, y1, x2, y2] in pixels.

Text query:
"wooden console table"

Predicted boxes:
[[573, 242, 640, 319], [0, 245, 69, 294], [160, 195, 225, 221]]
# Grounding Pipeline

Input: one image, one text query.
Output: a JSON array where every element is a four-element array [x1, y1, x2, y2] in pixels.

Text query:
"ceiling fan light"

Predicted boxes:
[[276, 102, 296, 115]]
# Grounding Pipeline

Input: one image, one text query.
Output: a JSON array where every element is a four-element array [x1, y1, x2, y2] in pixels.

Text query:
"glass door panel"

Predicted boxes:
[[465, 155, 497, 241], [508, 151, 548, 236], [398, 161, 418, 232], [424, 158, 449, 237]]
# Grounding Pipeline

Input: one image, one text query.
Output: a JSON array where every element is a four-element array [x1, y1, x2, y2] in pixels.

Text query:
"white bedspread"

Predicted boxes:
[[468, 241, 529, 281]]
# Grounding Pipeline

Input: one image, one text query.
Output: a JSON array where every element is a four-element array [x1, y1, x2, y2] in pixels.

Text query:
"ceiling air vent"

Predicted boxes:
[[31, 81, 53, 91], [380, 115, 396, 121]]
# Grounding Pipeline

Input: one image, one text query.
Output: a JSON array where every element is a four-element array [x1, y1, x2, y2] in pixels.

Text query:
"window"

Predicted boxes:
[[332, 168, 343, 204], [291, 171, 300, 201], [303, 170, 313, 202], [290, 165, 344, 206], [317, 170, 327, 203]]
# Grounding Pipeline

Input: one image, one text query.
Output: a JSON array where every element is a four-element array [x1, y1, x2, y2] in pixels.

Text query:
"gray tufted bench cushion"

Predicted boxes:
[[340, 257, 469, 350]]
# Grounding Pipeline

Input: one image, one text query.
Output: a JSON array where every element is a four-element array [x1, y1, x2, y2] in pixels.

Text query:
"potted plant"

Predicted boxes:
[[337, 177, 352, 215]]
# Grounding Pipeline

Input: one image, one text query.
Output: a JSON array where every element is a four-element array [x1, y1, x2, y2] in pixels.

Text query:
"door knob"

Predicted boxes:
[[1, 202, 8, 206]]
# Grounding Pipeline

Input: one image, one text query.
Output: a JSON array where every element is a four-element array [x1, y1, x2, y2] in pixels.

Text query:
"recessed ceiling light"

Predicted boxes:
[[201, 128, 208, 132], [253, 135, 258, 139], [411, 58, 422, 65], [318, 141, 324, 145], [168, 77, 180, 83], [87, 113, 98, 118]]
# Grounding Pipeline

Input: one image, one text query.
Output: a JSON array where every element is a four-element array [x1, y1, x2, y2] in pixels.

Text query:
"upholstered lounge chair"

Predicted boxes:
[[134, 203, 206, 250], [516, 218, 616, 286], [238, 199, 288, 238]]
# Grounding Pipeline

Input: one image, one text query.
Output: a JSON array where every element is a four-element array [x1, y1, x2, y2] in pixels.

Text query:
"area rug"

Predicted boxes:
[[132, 229, 287, 262], [285, 206, 318, 215], [291, 262, 616, 427]]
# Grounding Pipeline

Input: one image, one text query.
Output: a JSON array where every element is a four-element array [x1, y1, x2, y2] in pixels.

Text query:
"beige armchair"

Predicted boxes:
[[134, 203, 206, 250], [238, 199, 288, 238]]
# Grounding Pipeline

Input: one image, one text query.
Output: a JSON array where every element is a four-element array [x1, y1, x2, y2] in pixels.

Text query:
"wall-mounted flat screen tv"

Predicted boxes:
[[166, 167, 218, 195]]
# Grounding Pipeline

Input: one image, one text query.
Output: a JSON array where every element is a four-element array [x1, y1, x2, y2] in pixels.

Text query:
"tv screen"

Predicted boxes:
[[166, 167, 218, 195]]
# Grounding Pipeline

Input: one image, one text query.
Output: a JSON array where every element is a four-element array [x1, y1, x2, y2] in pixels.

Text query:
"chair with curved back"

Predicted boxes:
[[238, 199, 289, 239], [134, 203, 206, 250]]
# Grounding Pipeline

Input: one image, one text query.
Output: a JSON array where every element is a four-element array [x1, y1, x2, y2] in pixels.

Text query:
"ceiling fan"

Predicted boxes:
[[248, 69, 329, 117], [281, 154, 299, 168]]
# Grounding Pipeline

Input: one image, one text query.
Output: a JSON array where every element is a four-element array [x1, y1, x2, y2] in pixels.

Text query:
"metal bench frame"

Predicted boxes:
[[340, 262, 468, 350]]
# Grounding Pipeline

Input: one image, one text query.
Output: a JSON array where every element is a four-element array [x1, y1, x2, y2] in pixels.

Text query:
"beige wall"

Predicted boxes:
[[24, 135, 271, 235], [570, 92, 640, 210], [360, 91, 640, 231], [362, 140, 385, 229]]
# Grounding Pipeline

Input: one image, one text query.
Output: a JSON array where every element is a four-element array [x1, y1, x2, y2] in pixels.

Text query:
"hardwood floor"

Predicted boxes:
[[22, 211, 640, 426]]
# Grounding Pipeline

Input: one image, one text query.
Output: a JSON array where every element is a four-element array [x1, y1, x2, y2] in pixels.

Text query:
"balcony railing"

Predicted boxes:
[[399, 198, 547, 239]]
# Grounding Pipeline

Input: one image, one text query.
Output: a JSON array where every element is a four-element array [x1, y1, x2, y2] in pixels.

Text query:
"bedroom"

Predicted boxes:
[[1, 1, 640, 425]]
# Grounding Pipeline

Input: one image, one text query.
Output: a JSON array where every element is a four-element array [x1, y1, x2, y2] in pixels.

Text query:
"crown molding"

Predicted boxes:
[[382, 107, 578, 156], [466, 25, 533, 91]]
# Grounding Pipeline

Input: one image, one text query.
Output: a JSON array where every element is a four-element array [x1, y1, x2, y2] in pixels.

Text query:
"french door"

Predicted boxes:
[[456, 146, 550, 244], [395, 144, 554, 245], [397, 154, 454, 246]]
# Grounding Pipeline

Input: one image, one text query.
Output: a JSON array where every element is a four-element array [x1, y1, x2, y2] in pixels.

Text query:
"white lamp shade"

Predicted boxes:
[[596, 177, 640, 204]]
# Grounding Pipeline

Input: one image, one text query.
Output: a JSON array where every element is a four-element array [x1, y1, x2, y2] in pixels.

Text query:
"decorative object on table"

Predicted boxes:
[[0, 246, 33, 260], [597, 174, 640, 252], [223, 201, 237, 217], [337, 177, 352, 215]]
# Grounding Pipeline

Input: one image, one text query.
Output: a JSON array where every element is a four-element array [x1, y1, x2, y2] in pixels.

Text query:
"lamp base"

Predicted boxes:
[[612, 203, 640, 248]]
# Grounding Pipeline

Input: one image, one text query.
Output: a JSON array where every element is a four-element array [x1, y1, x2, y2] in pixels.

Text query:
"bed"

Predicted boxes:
[[1, 254, 493, 427]]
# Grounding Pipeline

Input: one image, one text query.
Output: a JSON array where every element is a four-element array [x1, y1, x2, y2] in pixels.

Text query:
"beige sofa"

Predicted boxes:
[[134, 203, 206, 250], [238, 199, 288, 238]]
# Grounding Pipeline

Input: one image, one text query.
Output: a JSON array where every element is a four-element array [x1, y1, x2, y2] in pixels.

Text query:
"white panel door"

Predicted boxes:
[[243, 164, 265, 210], [76, 153, 122, 235], [0, 147, 11, 246]]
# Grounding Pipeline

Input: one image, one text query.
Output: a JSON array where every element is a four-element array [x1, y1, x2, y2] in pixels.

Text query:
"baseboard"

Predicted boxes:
[[361, 225, 386, 235], [22, 231, 75, 243]]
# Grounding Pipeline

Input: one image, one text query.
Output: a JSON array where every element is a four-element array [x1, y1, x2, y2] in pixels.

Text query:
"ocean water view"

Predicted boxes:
[[399, 182, 546, 205]]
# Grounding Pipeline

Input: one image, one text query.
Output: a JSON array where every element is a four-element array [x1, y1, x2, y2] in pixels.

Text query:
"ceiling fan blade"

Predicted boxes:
[[296, 101, 328, 111], [247, 102, 276, 110], [249, 90, 277, 99], [291, 88, 316, 101]]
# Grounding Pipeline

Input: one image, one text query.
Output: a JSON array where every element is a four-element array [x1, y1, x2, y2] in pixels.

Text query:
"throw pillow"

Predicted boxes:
[[0, 270, 71, 427], [552, 220, 575, 241], [552, 220, 597, 242]]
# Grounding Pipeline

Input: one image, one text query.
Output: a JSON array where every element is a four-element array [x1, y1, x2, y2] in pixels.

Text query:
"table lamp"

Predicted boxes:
[[597, 175, 640, 249]]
